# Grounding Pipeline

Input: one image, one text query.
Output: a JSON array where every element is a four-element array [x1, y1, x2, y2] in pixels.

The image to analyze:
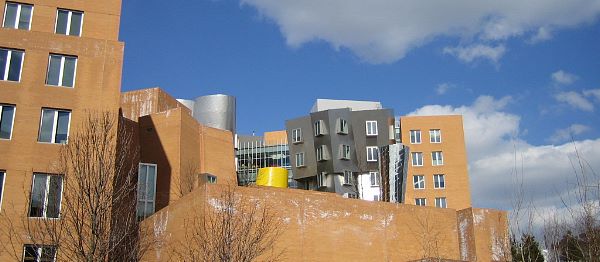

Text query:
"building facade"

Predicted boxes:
[[0, 0, 124, 260], [286, 100, 395, 200], [398, 115, 472, 210]]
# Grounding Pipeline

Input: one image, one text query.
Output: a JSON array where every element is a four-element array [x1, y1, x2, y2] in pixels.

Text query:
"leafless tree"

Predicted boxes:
[[0, 112, 156, 261], [171, 185, 284, 262], [408, 208, 447, 261], [176, 161, 200, 198]]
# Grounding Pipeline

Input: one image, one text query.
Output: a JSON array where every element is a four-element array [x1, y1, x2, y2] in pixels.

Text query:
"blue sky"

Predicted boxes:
[[120, 1, 600, 216]]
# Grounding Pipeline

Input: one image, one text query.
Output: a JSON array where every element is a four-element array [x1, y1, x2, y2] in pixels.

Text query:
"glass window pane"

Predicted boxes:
[[29, 174, 48, 217], [69, 12, 82, 36], [40, 246, 57, 262], [23, 245, 38, 262], [0, 105, 14, 139], [62, 57, 76, 87], [55, 111, 70, 143], [56, 10, 69, 34], [3, 4, 17, 28], [0, 49, 8, 79], [146, 165, 156, 199], [46, 56, 61, 86], [137, 166, 147, 201], [38, 109, 55, 143], [18, 5, 32, 29], [7, 50, 23, 81], [0, 172, 4, 204], [145, 201, 154, 217], [46, 176, 62, 218]]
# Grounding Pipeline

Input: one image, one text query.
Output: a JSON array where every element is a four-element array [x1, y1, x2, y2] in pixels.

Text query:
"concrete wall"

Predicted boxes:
[[142, 184, 509, 262]]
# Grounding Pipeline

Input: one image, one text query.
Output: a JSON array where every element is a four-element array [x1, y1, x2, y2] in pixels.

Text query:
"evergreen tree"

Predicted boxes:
[[512, 233, 545, 262]]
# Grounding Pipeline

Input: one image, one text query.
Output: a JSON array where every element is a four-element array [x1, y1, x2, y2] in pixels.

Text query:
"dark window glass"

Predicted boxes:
[[23, 245, 38, 262], [45, 176, 62, 218], [69, 12, 82, 36], [3, 3, 18, 28], [55, 111, 69, 143], [0, 49, 7, 79], [61, 57, 76, 87], [46, 56, 61, 86], [7, 50, 23, 81], [18, 5, 32, 29], [29, 174, 47, 217], [38, 109, 55, 143], [0, 105, 15, 139], [55, 10, 69, 35]]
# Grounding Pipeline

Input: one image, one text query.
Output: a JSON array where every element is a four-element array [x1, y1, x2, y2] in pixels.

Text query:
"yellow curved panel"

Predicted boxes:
[[256, 167, 288, 188]]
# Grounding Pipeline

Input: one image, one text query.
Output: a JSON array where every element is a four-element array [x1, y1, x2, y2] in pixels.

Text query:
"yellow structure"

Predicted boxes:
[[256, 167, 289, 188]]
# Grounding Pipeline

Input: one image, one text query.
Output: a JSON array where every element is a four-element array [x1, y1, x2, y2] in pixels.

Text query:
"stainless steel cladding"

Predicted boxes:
[[194, 94, 236, 132]]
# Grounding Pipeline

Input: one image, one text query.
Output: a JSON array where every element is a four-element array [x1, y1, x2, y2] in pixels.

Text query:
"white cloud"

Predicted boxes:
[[241, 0, 600, 63], [435, 83, 452, 95], [551, 70, 578, 85], [528, 27, 553, 44], [584, 88, 600, 102], [554, 91, 595, 112], [549, 124, 592, 144], [408, 96, 600, 221], [443, 44, 506, 64]]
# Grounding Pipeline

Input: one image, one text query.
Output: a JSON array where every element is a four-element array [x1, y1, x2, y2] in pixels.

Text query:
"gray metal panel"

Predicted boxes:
[[286, 116, 316, 180], [193, 94, 236, 132], [350, 108, 393, 172], [176, 99, 196, 114]]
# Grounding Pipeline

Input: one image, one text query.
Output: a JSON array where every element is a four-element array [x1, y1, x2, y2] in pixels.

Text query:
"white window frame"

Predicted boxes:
[[0, 104, 16, 140], [2, 2, 33, 30], [137, 163, 157, 219], [413, 175, 425, 189], [434, 174, 445, 189], [314, 119, 326, 136], [415, 198, 426, 206], [366, 146, 378, 162], [0, 170, 5, 211], [373, 195, 380, 201], [38, 109, 71, 144], [317, 172, 326, 188], [342, 170, 353, 185], [295, 152, 305, 167], [0, 48, 25, 82], [411, 152, 423, 166], [207, 174, 217, 184], [339, 144, 351, 160], [410, 130, 421, 144], [22, 244, 57, 262], [337, 118, 348, 134], [291, 128, 302, 143], [432, 151, 444, 166], [316, 145, 328, 161], [435, 197, 447, 208], [29, 173, 63, 219], [46, 54, 78, 87], [370, 171, 380, 187], [345, 192, 358, 199], [430, 129, 441, 143], [54, 8, 84, 36], [366, 120, 378, 136]]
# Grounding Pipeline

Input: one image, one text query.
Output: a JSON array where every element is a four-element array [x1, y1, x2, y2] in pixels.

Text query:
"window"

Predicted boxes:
[[317, 172, 326, 188], [366, 146, 379, 162], [316, 145, 328, 161], [343, 170, 353, 185], [413, 175, 425, 189], [291, 128, 302, 143], [314, 119, 326, 136], [410, 130, 421, 144], [339, 144, 351, 160], [434, 174, 445, 189], [435, 197, 447, 208], [295, 153, 305, 167], [345, 193, 358, 199], [29, 173, 63, 218], [38, 109, 71, 144], [415, 198, 426, 206], [0, 48, 24, 82], [0, 171, 5, 211], [337, 118, 348, 134], [207, 174, 217, 184], [432, 151, 444, 166], [55, 9, 83, 36], [366, 121, 378, 136], [137, 163, 157, 219], [430, 129, 441, 143], [46, 54, 77, 87], [0, 104, 16, 139], [411, 152, 423, 166], [22, 245, 57, 262], [370, 171, 380, 186], [3, 2, 33, 30], [373, 195, 380, 201]]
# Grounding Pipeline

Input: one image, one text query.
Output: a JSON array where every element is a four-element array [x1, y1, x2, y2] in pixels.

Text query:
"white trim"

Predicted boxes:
[[410, 130, 421, 144], [366, 120, 378, 136], [0, 171, 5, 212], [3, 49, 11, 80], [413, 175, 425, 189], [431, 151, 444, 166], [0, 104, 17, 140], [55, 9, 83, 37], [430, 129, 442, 143], [2, 2, 32, 30], [411, 152, 423, 166], [434, 174, 446, 189], [366, 146, 378, 162], [137, 163, 157, 218]]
